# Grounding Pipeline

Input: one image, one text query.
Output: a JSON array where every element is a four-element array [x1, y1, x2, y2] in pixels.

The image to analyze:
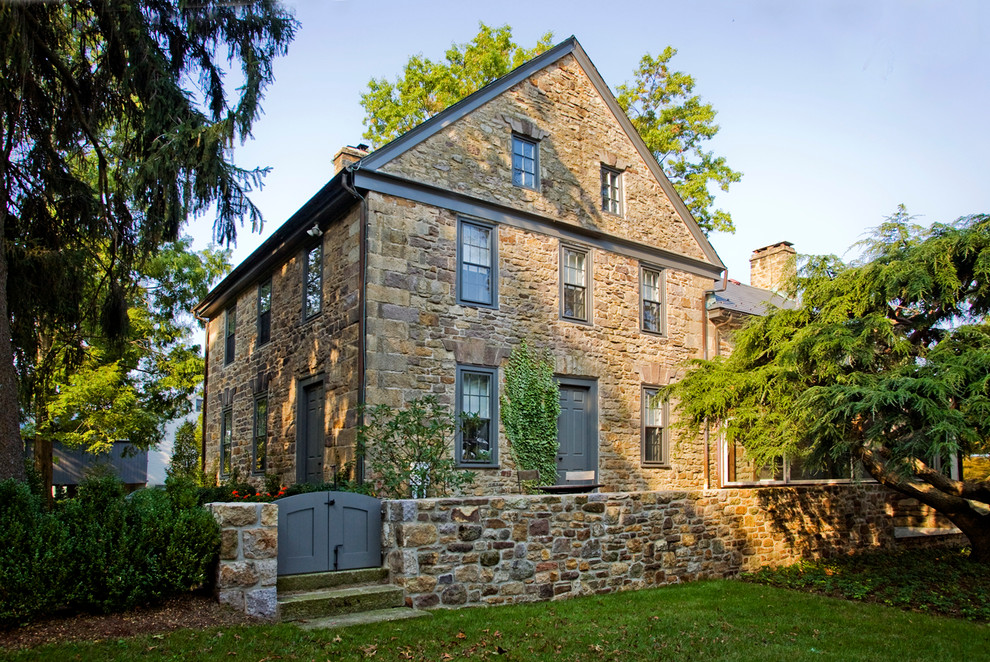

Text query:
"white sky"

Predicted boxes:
[[188, 0, 990, 285]]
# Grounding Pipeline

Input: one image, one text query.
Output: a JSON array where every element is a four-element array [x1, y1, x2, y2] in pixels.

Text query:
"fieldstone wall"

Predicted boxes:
[[208, 502, 279, 620], [382, 485, 895, 609]]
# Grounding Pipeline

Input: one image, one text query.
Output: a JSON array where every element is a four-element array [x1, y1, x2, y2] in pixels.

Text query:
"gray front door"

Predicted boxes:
[[299, 381, 325, 484], [277, 491, 382, 575], [556, 380, 597, 482]]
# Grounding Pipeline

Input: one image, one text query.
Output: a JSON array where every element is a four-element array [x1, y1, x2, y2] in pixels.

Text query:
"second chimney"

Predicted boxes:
[[333, 144, 369, 174], [750, 241, 796, 292]]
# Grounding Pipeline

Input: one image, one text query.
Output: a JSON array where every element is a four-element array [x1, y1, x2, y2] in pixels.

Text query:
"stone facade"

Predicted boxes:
[[198, 38, 724, 493], [363, 192, 715, 494], [383, 485, 896, 608], [208, 502, 279, 619], [203, 205, 363, 486]]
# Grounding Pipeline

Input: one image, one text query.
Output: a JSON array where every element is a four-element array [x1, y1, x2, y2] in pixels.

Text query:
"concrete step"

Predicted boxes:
[[293, 607, 431, 630], [278, 584, 405, 621], [277, 567, 388, 593]]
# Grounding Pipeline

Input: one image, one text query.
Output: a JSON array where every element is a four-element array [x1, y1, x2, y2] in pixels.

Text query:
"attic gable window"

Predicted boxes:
[[503, 115, 548, 192], [512, 135, 538, 189], [601, 165, 622, 215]]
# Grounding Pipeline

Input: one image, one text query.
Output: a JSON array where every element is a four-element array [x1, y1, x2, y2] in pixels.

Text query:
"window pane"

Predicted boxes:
[[462, 264, 491, 304], [222, 409, 233, 475], [254, 398, 267, 473], [305, 245, 322, 317], [563, 285, 586, 320], [258, 280, 271, 313], [460, 370, 494, 464], [563, 249, 586, 286], [643, 301, 661, 332], [644, 427, 663, 463]]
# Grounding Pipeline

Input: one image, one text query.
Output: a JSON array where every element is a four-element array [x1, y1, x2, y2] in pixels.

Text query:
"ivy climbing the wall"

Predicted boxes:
[[500, 341, 560, 486]]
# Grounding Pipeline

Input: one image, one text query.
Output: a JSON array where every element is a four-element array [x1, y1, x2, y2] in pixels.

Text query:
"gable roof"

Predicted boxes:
[[357, 36, 724, 270]]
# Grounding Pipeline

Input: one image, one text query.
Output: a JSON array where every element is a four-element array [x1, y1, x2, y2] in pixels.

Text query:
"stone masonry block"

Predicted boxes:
[[209, 503, 259, 528], [245, 587, 278, 620], [242, 527, 278, 559]]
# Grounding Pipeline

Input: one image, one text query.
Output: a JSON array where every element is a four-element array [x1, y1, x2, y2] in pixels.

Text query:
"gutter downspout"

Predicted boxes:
[[702, 270, 729, 490], [341, 165, 367, 485]]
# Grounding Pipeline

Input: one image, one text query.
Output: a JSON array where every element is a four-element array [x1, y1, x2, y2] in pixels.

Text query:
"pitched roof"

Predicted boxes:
[[707, 280, 794, 316]]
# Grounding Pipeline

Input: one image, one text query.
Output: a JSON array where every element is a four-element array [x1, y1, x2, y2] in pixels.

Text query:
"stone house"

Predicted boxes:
[[194, 37, 838, 495]]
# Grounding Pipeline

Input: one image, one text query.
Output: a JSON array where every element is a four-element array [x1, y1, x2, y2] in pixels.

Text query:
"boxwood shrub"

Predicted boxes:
[[0, 475, 219, 627]]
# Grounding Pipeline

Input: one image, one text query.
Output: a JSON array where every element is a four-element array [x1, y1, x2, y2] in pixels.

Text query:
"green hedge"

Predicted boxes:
[[0, 476, 219, 627]]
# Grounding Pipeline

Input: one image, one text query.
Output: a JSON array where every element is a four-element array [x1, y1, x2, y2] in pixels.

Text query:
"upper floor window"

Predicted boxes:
[[224, 305, 236, 365], [511, 135, 538, 190], [561, 245, 590, 323], [601, 166, 622, 215], [304, 243, 322, 319], [642, 387, 667, 466], [458, 219, 497, 307], [253, 396, 268, 475], [257, 277, 272, 346], [220, 406, 233, 477], [641, 266, 664, 334], [456, 365, 498, 467]]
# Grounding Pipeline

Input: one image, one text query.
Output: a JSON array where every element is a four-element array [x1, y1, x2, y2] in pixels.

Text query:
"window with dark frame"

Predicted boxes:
[[224, 305, 236, 365], [257, 277, 272, 346], [641, 266, 664, 334], [220, 406, 233, 476], [252, 396, 268, 474], [601, 165, 622, 215], [458, 219, 496, 307], [304, 243, 322, 319], [561, 245, 590, 322], [642, 387, 666, 466], [456, 365, 498, 467], [511, 135, 538, 189]]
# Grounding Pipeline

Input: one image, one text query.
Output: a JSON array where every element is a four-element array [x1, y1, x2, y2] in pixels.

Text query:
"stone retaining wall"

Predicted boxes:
[[207, 502, 279, 619], [382, 485, 896, 609]]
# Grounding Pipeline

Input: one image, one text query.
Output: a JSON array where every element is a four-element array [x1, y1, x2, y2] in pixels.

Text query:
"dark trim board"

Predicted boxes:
[[354, 170, 724, 281]]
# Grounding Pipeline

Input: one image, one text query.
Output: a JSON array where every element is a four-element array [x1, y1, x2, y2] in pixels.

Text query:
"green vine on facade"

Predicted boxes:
[[500, 341, 560, 485]]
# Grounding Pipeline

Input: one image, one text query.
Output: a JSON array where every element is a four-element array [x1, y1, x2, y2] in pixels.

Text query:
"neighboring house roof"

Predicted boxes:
[[707, 279, 794, 317], [195, 35, 726, 319]]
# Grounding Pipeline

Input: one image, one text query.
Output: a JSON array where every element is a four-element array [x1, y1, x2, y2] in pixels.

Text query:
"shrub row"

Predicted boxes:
[[0, 476, 219, 627]]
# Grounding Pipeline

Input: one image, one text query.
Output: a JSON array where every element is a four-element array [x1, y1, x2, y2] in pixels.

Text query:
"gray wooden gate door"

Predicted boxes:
[[277, 491, 382, 576]]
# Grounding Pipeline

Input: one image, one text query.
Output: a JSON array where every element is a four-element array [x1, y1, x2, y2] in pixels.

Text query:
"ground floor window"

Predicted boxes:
[[253, 396, 268, 474], [722, 438, 860, 485], [456, 365, 498, 467], [641, 386, 668, 466], [220, 407, 233, 477]]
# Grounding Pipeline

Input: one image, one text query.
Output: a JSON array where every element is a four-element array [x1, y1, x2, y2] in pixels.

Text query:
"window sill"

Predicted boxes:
[[457, 463, 499, 470], [560, 316, 593, 327], [639, 329, 667, 339], [641, 463, 670, 469]]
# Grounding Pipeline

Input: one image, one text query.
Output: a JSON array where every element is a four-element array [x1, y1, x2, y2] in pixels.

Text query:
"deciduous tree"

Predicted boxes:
[[0, 1, 296, 481], [665, 208, 990, 561]]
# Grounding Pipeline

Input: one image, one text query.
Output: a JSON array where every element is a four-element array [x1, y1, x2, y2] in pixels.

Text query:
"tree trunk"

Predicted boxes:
[[856, 446, 990, 564], [0, 207, 26, 482]]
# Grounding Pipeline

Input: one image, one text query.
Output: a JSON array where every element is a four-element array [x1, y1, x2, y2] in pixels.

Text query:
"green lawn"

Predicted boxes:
[[4, 580, 988, 662]]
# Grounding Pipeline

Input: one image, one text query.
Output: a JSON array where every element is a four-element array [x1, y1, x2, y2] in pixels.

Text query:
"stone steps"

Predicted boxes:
[[278, 569, 427, 627]]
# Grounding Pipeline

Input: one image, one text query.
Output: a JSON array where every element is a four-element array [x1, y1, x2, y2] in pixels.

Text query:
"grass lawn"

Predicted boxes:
[[4, 579, 988, 662]]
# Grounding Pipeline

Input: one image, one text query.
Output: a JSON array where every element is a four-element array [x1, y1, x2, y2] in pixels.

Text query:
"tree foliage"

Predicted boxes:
[[360, 27, 740, 235], [665, 208, 990, 561], [500, 341, 560, 484], [616, 47, 742, 235], [0, 1, 296, 480], [360, 23, 554, 147], [357, 397, 475, 499]]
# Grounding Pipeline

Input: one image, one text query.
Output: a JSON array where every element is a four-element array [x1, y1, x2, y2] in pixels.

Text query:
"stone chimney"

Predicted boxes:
[[749, 241, 796, 292], [332, 144, 369, 174]]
